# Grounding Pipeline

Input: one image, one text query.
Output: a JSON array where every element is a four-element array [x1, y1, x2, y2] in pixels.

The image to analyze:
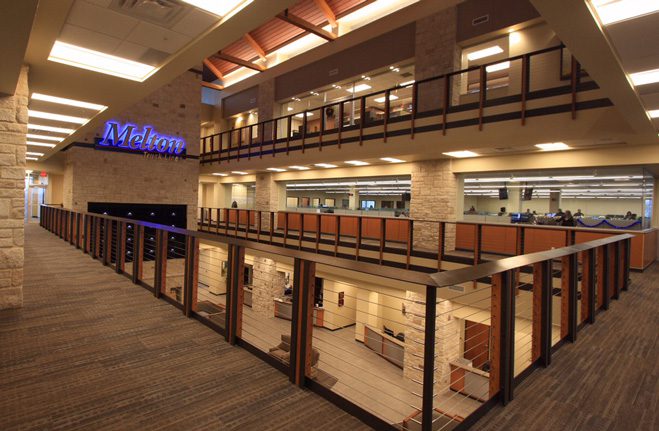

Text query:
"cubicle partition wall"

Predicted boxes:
[[41, 204, 634, 431]]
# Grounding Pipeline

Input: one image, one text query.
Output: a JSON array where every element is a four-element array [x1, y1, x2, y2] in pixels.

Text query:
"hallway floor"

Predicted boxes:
[[0, 224, 371, 431]]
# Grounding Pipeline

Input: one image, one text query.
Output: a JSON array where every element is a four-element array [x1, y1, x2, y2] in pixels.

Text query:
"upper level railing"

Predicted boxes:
[[40, 204, 633, 431], [197, 207, 656, 273], [199, 45, 606, 165]]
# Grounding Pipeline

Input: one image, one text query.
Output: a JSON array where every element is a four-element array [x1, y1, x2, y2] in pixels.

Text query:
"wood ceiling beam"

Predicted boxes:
[[201, 81, 225, 91], [216, 52, 266, 72], [203, 59, 224, 80], [244, 33, 267, 61], [277, 9, 337, 41], [313, 0, 337, 29]]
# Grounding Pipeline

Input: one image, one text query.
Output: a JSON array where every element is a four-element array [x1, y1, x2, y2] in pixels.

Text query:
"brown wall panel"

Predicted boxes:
[[457, 0, 540, 43], [222, 86, 259, 117]]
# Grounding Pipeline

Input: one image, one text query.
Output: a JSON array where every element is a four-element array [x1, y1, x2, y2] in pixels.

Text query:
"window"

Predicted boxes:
[[381, 200, 394, 209], [324, 198, 335, 207], [243, 264, 253, 286], [286, 197, 298, 207], [360, 200, 376, 209], [311, 197, 320, 207]]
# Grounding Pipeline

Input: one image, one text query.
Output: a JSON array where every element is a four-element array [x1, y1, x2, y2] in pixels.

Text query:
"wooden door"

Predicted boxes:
[[464, 320, 491, 369]]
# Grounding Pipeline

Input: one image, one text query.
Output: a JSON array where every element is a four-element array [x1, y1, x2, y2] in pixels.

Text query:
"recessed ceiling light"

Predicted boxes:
[[509, 31, 521, 44], [535, 142, 570, 151], [591, 0, 659, 25], [287, 107, 294, 111], [294, 112, 314, 118], [26, 157, 39, 161], [443, 150, 479, 158], [467, 46, 503, 61], [180, 0, 246, 17], [373, 95, 399, 103], [28, 110, 88, 124], [26, 134, 64, 142], [486, 61, 510, 73], [346, 84, 372, 93], [212, 173, 228, 176], [267, 167, 287, 172], [399, 80, 415, 87], [31, 93, 106, 111], [48, 41, 156, 82], [345, 160, 369, 166], [27, 141, 56, 148], [380, 157, 405, 163], [28, 124, 75, 134], [289, 166, 310, 170], [649, 109, 659, 118], [629, 68, 659, 86], [26, 152, 45, 156], [231, 171, 248, 175], [314, 163, 337, 168]]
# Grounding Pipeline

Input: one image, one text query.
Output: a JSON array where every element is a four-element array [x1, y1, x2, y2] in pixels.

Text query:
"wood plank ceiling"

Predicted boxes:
[[204, 0, 370, 84]]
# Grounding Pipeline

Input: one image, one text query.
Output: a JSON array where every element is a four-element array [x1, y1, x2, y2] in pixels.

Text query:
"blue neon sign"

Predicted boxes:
[[96, 122, 186, 156]]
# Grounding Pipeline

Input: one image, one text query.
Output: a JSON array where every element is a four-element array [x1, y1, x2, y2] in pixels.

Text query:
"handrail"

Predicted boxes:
[[201, 44, 566, 142], [430, 233, 634, 288]]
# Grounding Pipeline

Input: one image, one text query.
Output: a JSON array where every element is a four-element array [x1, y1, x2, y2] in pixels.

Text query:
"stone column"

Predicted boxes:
[[0, 66, 28, 309], [403, 292, 459, 395], [255, 172, 285, 230], [250, 256, 285, 317], [415, 7, 461, 112], [409, 160, 458, 252], [348, 186, 359, 210], [258, 79, 276, 139]]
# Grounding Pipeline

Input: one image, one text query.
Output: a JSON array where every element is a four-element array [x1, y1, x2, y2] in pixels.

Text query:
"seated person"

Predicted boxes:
[[467, 205, 477, 214], [624, 211, 636, 220], [560, 210, 577, 227], [574, 209, 584, 217], [497, 207, 507, 216]]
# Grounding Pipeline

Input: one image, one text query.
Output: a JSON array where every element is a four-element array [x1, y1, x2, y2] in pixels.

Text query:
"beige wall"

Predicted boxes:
[[45, 174, 63, 205], [0, 65, 27, 309]]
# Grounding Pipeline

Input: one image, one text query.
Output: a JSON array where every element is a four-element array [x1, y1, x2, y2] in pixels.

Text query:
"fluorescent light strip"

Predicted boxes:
[[267, 167, 287, 172], [289, 166, 310, 170], [231, 171, 248, 175], [374, 95, 399, 103], [649, 109, 659, 118], [27, 141, 56, 148], [31, 93, 106, 111], [629, 68, 659, 86], [26, 152, 45, 156], [486, 61, 511, 73], [212, 173, 228, 176], [26, 157, 39, 161], [591, 0, 659, 25], [380, 157, 405, 163], [26, 134, 64, 142], [535, 142, 570, 151], [443, 150, 478, 158], [49, 41, 156, 82], [28, 110, 88, 124], [314, 163, 337, 168], [346, 84, 372, 93], [28, 124, 75, 134], [467, 46, 503, 61], [345, 160, 369, 166], [294, 112, 314, 118]]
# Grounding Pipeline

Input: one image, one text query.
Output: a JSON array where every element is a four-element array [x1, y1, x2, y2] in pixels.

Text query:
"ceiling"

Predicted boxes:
[[21, 0, 300, 162]]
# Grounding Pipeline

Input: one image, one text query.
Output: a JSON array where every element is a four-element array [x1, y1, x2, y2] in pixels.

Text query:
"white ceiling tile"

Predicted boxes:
[[113, 40, 149, 63], [67, 0, 139, 40], [171, 9, 218, 38], [60, 23, 122, 53], [127, 21, 191, 54]]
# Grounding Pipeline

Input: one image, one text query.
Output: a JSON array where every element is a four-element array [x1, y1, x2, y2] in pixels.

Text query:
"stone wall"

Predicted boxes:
[[409, 160, 457, 251], [258, 79, 275, 138], [66, 71, 201, 229], [0, 66, 27, 309], [255, 172, 285, 229]]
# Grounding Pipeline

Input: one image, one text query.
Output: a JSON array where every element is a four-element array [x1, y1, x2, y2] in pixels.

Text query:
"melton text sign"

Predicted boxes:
[[96, 122, 186, 156]]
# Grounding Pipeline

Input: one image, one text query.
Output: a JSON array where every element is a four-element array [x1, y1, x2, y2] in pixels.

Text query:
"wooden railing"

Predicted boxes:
[[199, 45, 608, 164], [41, 204, 634, 431], [197, 207, 656, 272]]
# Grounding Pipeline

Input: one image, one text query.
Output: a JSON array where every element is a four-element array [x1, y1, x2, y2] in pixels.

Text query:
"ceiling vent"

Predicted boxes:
[[111, 0, 188, 28]]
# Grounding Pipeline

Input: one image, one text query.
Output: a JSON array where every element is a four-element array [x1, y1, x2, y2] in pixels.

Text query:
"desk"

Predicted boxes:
[[274, 298, 325, 327], [364, 325, 404, 369]]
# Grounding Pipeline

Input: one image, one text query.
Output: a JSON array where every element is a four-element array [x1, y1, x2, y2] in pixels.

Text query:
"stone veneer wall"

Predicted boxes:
[[255, 172, 285, 230], [0, 66, 27, 309], [409, 160, 458, 251], [65, 71, 200, 229]]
